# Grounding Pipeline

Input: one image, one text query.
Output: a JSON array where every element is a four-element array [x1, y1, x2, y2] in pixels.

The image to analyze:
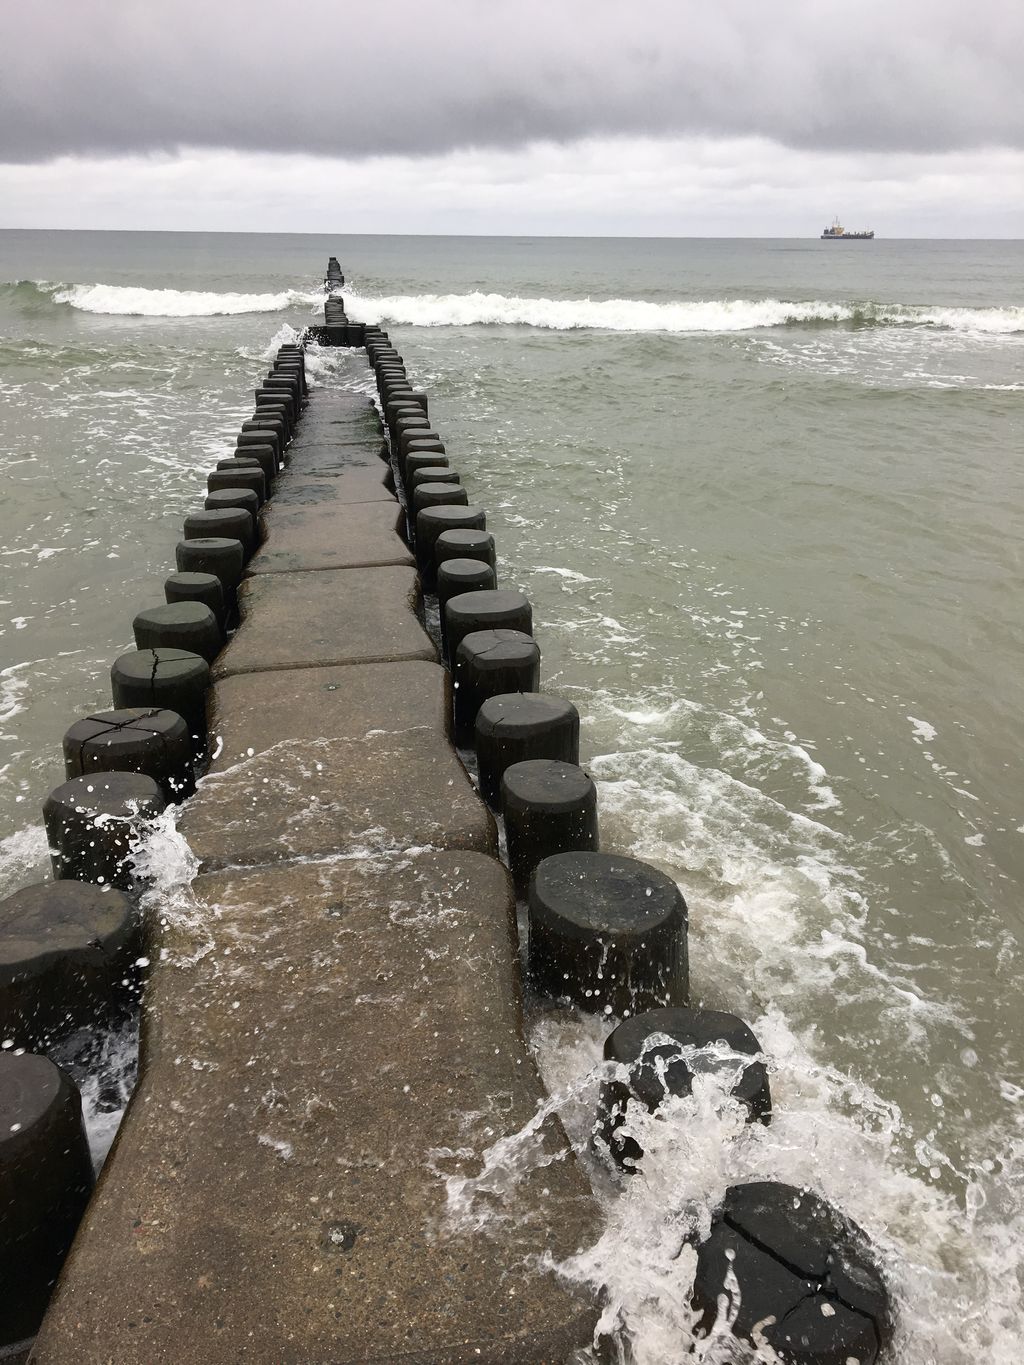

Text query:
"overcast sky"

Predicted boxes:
[[2, 0, 1022, 235]]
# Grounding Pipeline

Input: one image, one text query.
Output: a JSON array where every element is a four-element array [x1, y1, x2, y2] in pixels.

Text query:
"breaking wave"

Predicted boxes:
[[4, 279, 1020, 332], [52, 283, 323, 316], [0, 279, 323, 317], [344, 288, 1024, 335]]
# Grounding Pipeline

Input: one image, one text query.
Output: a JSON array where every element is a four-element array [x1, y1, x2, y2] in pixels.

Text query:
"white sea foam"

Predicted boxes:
[[533, 565, 598, 584], [258, 1134, 295, 1161], [553, 1011, 1021, 1364], [471, 665, 1020, 1361], [253, 322, 305, 360], [249, 323, 351, 387], [52, 1021, 140, 1171], [344, 288, 1024, 335], [131, 807, 212, 967], [0, 823, 50, 894], [440, 1006, 1024, 1364], [909, 715, 939, 742], [300, 338, 352, 387], [0, 660, 33, 727], [51, 283, 323, 317], [26, 277, 1023, 332]]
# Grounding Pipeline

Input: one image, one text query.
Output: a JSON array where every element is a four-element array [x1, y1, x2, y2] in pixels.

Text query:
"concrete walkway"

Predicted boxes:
[[33, 371, 597, 1362]]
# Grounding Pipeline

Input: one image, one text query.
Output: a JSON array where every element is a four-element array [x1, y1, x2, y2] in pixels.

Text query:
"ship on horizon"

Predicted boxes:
[[821, 216, 874, 240]]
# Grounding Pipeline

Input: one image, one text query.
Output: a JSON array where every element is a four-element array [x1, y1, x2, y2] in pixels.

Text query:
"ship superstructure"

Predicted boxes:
[[821, 216, 874, 240]]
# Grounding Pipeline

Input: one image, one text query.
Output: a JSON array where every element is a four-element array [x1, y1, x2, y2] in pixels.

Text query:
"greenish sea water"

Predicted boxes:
[[0, 230, 1022, 1361]]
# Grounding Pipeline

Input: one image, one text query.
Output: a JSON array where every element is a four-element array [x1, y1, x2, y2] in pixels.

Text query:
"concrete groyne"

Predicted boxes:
[[14, 298, 597, 1364], [0, 262, 893, 1365]]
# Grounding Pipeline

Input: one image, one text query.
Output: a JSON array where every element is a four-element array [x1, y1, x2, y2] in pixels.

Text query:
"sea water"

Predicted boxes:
[[0, 230, 1021, 1361]]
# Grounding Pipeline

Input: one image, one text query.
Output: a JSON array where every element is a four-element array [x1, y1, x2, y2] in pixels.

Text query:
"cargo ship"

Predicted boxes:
[[821, 216, 874, 240]]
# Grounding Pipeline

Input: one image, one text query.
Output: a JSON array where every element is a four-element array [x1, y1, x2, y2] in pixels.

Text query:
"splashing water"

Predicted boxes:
[[33, 811, 204, 1172], [51, 1019, 140, 1172], [131, 805, 209, 968], [0, 823, 50, 895], [243, 324, 360, 389], [441, 1005, 1024, 1363]]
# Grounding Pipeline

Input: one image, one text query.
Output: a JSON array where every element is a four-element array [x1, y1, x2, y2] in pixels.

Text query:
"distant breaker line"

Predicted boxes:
[[49, 282, 326, 316], [4, 278, 1020, 333], [326, 288, 1024, 334]]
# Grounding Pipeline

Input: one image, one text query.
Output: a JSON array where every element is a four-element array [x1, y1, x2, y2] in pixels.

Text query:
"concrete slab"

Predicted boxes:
[[287, 433, 384, 456], [271, 465, 393, 506], [303, 389, 375, 413], [33, 851, 599, 1363], [284, 440, 389, 471], [248, 498, 412, 574], [215, 567, 434, 678], [283, 430, 388, 476], [181, 660, 496, 868], [291, 395, 378, 427], [260, 386, 395, 523], [290, 392, 381, 446]]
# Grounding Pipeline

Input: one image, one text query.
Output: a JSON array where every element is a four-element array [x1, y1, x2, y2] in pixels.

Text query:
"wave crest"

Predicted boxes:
[[2, 278, 1020, 333], [0, 279, 325, 317], [51, 283, 323, 317], [345, 288, 1024, 335]]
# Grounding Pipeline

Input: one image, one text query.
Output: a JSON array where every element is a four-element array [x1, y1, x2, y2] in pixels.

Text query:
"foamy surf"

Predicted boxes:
[[48, 282, 324, 317], [0, 824, 50, 895], [12, 278, 1021, 332], [247, 323, 351, 386], [496, 1009, 1023, 1365], [344, 288, 1024, 335], [50, 1020, 139, 1171]]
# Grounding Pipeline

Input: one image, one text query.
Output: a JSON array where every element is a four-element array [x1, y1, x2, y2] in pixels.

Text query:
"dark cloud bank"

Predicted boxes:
[[4, 0, 1023, 163]]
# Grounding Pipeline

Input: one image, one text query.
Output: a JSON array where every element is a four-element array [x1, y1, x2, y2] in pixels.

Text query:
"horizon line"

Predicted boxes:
[[1, 227, 1023, 242]]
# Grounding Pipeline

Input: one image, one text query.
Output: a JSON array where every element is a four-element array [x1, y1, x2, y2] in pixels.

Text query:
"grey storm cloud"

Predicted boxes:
[[3, 0, 1024, 163]]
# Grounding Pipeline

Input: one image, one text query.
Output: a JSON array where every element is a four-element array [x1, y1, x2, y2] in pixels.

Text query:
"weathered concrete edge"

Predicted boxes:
[[245, 500, 414, 576], [212, 648, 435, 677], [211, 566, 434, 679], [243, 556, 413, 575]]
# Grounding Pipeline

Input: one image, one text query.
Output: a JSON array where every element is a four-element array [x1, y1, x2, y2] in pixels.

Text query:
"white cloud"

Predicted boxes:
[[1, 140, 1022, 237]]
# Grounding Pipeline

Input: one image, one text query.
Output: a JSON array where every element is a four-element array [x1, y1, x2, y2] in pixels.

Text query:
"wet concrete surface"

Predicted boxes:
[[34, 374, 598, 1362]]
